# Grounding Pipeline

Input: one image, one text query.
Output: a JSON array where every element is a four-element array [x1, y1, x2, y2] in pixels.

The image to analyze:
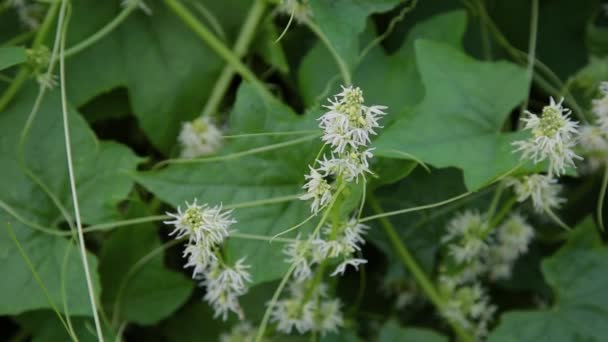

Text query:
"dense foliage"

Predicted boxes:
[[1, 0, 608, 341]]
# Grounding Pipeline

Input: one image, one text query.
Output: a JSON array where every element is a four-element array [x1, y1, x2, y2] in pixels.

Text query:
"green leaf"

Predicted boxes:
[[0, 86, 140, 315], [378, 319, 448, 342], [0, 222, 100, 316], [369, 167, 472, 275], [65, 1, 246, 153], [309, 0, 402, 66], [99, 201, 193, 325], [489, 218, 608, 342], [134, 83, 321, 285], [161, 302, 224, 342], [373, 40, 528, 190], [16, 310, 115, 342], [298, 10, 467, 114], [0, 46, 27, 71]]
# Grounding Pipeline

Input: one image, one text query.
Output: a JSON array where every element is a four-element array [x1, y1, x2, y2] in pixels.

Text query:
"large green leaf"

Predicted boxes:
[[309, 0, 401, 66], [489, 218, 608, 342], [0, 46, 27, 71], [65, 0, 257, 154], [298, 10, 466, 115], [99, 202, 194, 325], [16, 310, 115, 342], [0, 86, 140, 315], [373, 40, 528, 190], [134, 83, 321, 285]]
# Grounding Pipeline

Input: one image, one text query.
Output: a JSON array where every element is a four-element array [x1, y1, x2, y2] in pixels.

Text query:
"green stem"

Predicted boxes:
[[200, 0, 266, 118], [368, 195, 473, 342], [520, 0, 538, 116], [63, 1, 140, 57], [163, 0, 273, 99], [597, 166, 608, 232], [360, 192, 471, 223], [486, 182, 504, 221], [488, 197, 517, 230], [0, 1, 60, 112], [2, 31, 35, 46], [156, 133, 320, 168], [255, 184, 346, 342], [303, 18, 352, 86]]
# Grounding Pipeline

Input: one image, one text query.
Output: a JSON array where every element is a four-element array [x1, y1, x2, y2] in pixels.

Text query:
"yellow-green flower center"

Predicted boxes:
[[192, 118, 209, 135], [336, 87, 364, 119], [534, 106, 565, 138], [183, 207, 204, 230]]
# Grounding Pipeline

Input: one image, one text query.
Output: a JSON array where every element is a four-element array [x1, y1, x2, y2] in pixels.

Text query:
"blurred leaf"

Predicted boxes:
[[369, 167, 471, 274], [99, 202, 193, 325], [489, 218, 608, 342], [378, 319, 448, 342], [0, 46, 27, 71], [0, 86, 140, 315], [135, 83, 321, 285], [374, 40, 527, 191], [254, 18, 289, 74], [161, 301, 224, 342], [488, 0, 598, 79], [309, 0, 402, 66], [298, 10, 467, 115], [16, 310, 115, 342], [65, 0, 256, 154]]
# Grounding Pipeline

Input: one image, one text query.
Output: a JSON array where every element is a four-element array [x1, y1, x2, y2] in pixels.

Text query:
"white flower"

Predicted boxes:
[[330, 258, 367, 276], [579, 124, 608, 172], [506, 175, 565, 213], [315, 299, 343, 335], [178, 116, 223, 158], [593, 82, 608, 132], [442, 211, 489, 264], [580, 125, 608, 152], [278, 0, 312, 23], [513, 97, 581, 176], [219, 321, 257, 342], [440, 282, 496, 338], [318, 149, 374, 182], [486, 214, 534, 280], [497, 214, 534, 255], [165, 200, 235, 246], [283, 236, 316, 282], [183, 242, 218, 278], [202, 259, 252, 321], [270, 297, 315, 334], [319, 86, 387, 154], [10, 0, 43, 30], [121, 0, 152, 15], [300, 166, 332, 214]]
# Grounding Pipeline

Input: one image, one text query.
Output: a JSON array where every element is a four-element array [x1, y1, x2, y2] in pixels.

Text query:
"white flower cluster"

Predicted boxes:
[[283, 218, 369, 282], [438, 211, 535, 337], [506, 174, 565, 214], [300, 86, 387, 214], [579, 82, 608, 171], [486, 214, 535, 280], [165, 200, 251, 320], [178, 116, 223, 158], [269, 282, 343, 336], [439, 280, 496, 339], [510, 97, 581, 217], [441, 211, 488, 264], [512, 97, 581, 177], [9, 0, 43, 30], [278, 0, 312, 23], [219, 321, 258, 342]]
